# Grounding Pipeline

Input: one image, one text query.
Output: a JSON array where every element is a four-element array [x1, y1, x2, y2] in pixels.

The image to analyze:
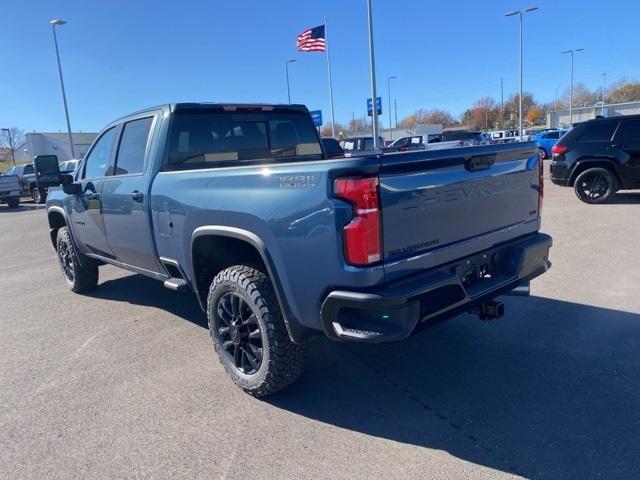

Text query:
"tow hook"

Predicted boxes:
[[469, 300, 505, 321]]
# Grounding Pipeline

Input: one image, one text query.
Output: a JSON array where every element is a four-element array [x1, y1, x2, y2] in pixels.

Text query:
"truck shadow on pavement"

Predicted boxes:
[[268, 296, 640, 480], [91, 275, 639, 479]]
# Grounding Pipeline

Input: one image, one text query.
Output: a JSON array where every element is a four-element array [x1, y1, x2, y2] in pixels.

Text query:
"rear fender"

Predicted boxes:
[[569, 158, 622, 187], [190, 226, 314, 344]]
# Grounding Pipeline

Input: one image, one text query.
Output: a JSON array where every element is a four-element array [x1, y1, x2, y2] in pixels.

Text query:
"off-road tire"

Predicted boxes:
[[207, 265, 305, 397], [574, 167, 617, 204], [56, 226, 99, 293]]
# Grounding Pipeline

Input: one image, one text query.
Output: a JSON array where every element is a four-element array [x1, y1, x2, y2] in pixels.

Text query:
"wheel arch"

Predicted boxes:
[[190, 226, 311, 344], [569, 158, 622, 187], [47, 207, 67, 249]]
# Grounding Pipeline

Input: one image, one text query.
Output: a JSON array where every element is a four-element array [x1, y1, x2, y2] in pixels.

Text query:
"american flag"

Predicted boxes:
[[297, 25, 326, 52]]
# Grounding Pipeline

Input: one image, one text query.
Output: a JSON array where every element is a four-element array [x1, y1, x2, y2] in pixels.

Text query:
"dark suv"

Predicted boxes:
[[550, 115, 640, 203]]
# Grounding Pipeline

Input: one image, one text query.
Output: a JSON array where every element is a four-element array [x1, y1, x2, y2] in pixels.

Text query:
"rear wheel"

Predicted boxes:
[[56, 226, 99, 293], [207, 265, 305, 397], [574, 167, 617, 204], [31, 187, 45, 204]]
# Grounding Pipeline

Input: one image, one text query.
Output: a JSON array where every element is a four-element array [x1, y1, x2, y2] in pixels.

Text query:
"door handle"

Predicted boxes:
[[130, 191, 144, 202], [611, 144, 625, 148]]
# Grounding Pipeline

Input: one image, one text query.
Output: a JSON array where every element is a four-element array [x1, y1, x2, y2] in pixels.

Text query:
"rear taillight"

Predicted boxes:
[[551, 144, 567, 155], [334, 177, 382, 266]]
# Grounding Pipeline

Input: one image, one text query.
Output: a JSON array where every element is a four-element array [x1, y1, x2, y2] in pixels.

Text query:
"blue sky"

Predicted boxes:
[[2, 0, 639, 133]]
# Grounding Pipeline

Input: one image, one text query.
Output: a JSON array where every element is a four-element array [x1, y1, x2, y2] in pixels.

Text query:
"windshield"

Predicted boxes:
[[167, 111, 322, 168]]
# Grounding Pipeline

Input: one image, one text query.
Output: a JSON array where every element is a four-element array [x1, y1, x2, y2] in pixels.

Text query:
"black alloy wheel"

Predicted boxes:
[[215, 291, 263, 375], [57, 239, 75, 283], [574, 167, 616, 204]]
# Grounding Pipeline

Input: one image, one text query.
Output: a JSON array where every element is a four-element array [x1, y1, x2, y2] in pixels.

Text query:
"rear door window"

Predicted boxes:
[[613, 119, 640, 143], [578, 122, 618, 142], [167, 111, 322, 169], [112, 117, 153, 175]]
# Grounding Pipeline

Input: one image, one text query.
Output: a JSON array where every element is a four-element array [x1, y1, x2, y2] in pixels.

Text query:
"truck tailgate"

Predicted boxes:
[[0, 175, 20, 193], [379, 143, 541, 279]]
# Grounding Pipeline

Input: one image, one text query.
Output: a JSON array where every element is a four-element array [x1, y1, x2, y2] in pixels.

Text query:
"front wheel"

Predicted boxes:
[[56, 226, 99, 293], [574, 167, 617, 204], [207, 265, 305, 397]]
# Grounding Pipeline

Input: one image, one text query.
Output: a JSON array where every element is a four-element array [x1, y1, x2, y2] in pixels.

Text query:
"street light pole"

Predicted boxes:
[[505, 6, 538, 140], [285, 59, 296, 104], [601, 72, 607, 116], [366, 0, 380, 150], [394, 98, 398, 128], [50, 19, 76, 159], [387, 76, 396, 131], [1, 128, 15, 166], [561, 48, 584, 126]]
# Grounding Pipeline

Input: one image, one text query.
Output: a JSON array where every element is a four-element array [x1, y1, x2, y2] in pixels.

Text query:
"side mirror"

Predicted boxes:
[[61, 174, 82, 195], [34, 155, 61, 187]]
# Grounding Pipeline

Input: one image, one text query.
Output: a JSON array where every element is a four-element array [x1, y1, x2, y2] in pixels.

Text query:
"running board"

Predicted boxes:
[[163, 278, 189, 292]]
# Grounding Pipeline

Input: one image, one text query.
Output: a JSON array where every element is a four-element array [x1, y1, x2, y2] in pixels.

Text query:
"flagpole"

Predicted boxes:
[[324, 16, 336, 138]]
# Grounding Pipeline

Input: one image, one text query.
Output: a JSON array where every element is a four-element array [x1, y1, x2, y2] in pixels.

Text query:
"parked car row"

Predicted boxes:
[[0, 158, 80, 207]]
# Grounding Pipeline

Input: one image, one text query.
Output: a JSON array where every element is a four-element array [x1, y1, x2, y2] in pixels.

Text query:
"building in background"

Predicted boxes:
[[12, 132, 98, 163], [547, 100, 640, 128]]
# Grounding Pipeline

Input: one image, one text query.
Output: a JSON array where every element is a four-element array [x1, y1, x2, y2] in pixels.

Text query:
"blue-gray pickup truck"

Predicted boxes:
[[36, 103, 552, 396]]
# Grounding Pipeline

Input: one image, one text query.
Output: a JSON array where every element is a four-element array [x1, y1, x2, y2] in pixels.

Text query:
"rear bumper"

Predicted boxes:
[[320, 233, 552, 343], [550, 162, 570, 186]]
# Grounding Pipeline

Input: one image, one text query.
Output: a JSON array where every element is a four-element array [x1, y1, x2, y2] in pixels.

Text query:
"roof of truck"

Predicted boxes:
[[108, 103, 311, 125]]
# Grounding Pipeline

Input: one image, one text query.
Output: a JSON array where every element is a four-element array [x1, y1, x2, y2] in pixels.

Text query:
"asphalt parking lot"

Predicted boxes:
[[1, 171, 639, 480]]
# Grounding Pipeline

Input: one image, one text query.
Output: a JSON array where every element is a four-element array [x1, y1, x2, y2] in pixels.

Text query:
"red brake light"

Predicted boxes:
[[551, 144, 567, 155], [334, 177, 382, 266]]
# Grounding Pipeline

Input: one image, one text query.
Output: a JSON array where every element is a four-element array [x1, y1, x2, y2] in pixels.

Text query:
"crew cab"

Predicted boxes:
[[36, 103, 552, 397], [550, 115, 640, 203]]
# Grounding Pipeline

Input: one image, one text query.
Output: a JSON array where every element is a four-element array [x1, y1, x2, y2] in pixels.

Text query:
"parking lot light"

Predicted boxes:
[[387, 76, 397, 131], [50, 18, 76, 159], [285, 59, 296, 104], [505, 6, 538, 140], [561, 48, 585, 126]]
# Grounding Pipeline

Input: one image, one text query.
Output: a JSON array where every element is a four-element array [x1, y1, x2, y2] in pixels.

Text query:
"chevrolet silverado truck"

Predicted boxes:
[[36, 103, 552, 397]]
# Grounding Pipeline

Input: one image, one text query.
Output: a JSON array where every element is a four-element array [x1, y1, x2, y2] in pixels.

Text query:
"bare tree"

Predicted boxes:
[[0, 127, 25, 165], [348, 117, 368, 133], [561, 83, 598, 108], [608, 81, 640, 104]]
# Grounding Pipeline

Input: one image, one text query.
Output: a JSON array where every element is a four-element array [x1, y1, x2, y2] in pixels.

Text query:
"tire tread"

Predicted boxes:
[[207, 265, 304, 397]]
